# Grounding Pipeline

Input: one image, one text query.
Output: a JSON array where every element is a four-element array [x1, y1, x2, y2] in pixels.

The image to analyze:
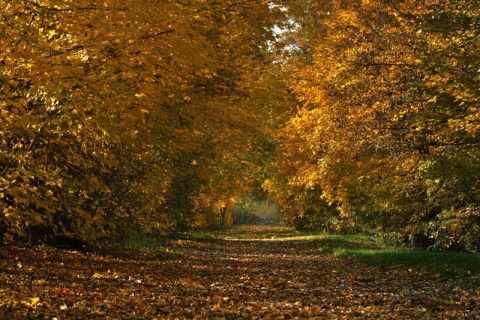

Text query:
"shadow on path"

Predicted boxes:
[[0, 227, 478, 318]]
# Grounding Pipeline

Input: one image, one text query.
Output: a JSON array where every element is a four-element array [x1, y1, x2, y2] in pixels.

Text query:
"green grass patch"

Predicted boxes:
[[188, 226, 480, 285], [316, 234, 480, 285], [180, 230, 217, 241], [314, 234, 379, 253]]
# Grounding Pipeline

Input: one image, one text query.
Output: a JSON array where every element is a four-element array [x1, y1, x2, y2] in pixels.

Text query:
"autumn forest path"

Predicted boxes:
[[1, 226, 479, 319]]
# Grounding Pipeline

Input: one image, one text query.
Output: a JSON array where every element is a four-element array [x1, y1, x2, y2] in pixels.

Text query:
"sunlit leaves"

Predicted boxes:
[[0, 0, 288, 243], [266, 0, 480, 250]]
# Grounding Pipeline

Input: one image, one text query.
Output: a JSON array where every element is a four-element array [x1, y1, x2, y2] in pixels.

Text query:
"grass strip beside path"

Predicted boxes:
[[1, 225, 479, 318], [206, 226, 480, 285]]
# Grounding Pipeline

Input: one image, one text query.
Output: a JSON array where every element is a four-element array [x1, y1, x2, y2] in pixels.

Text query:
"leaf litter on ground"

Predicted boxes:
[[0, 226, 479, 319]]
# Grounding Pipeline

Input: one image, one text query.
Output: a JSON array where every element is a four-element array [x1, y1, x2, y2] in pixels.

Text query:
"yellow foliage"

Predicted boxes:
[[0, 0, 289, 240]]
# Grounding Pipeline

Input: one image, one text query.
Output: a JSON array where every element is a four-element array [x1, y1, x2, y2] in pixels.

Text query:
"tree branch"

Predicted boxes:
[[138, 29, 176, 40], [33, 3, 128, 12], [354, 61, 416, 68]]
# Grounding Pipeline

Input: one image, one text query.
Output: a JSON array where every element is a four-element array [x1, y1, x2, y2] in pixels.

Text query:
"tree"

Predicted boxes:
[[0, 0, 289, 245], [267, 0, 480, 251]]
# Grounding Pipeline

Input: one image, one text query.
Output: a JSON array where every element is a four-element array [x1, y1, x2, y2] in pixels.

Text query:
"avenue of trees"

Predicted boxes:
[[1, 0, 479, 253]]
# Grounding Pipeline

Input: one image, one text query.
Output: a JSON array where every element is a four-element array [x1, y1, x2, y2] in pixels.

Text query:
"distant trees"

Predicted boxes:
[[231, 196, 282, 225]]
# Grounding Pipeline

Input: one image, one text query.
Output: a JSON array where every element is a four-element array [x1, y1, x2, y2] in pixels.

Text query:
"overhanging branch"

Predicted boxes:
[[33, 3, 128, 12]]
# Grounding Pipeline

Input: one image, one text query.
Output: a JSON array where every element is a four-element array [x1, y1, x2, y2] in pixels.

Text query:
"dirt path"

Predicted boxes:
[[1, 228, 479, 319]]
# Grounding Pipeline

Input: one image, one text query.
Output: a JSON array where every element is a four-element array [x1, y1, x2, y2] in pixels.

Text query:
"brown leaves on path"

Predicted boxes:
[[1, 228, 479, 319]]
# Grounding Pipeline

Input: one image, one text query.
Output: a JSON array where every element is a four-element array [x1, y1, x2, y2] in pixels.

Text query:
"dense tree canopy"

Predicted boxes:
[[1, 0, 479, 252], [0, 0, 289, 244], [266, 0, 480, 252]]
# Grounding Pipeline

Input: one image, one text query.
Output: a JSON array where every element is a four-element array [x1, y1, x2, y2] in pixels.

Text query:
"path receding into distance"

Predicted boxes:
[[0, 226, 478, 319]]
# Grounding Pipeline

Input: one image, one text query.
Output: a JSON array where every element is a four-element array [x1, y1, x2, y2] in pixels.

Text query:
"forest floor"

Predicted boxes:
[[0, 225, 479, 319]]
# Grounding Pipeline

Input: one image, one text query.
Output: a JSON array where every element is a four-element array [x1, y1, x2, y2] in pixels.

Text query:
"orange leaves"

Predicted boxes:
[[1, 0, 290, 240], [55, 287, 75, 296], [1, 226, 479, 318], [266, 0, 480, 241]]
